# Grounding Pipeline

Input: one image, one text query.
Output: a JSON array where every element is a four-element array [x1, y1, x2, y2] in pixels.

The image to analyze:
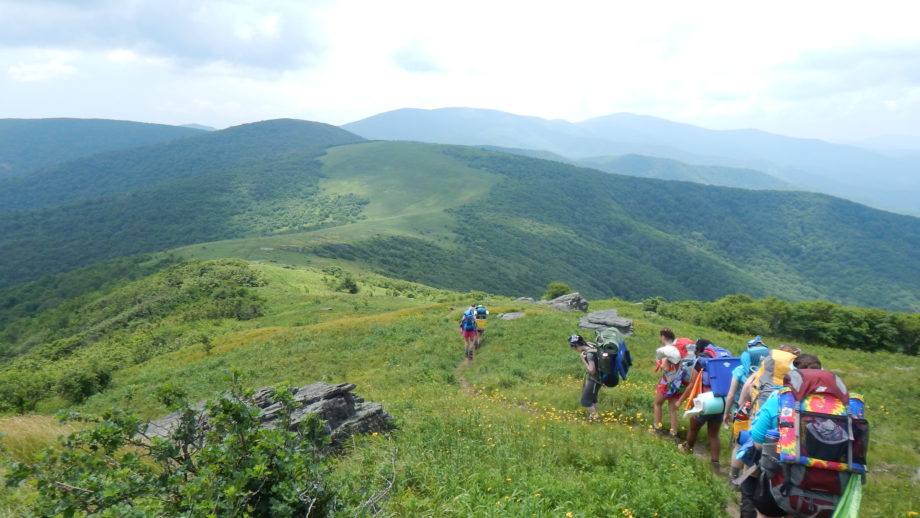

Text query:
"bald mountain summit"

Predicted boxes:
[[0, 117, 918, 312]]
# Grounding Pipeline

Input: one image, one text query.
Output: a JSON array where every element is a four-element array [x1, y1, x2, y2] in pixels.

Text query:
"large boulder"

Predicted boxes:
[[143, 382, 395, 447], [499, 312, 526, 320], [534, 292, 589, 312], [578, 309, 634, 336]]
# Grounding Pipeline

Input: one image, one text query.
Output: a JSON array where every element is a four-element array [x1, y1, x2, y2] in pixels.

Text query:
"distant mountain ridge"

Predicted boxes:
[[343, 107, 920, 215], [1, 119, 917, 311], [0, 118, 204, 178]]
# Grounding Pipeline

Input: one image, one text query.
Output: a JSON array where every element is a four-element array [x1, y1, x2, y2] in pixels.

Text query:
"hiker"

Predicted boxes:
[[569, 334, 601, 420], [747, 354, 824, 518], [724, 336, 772, 484], [474, 304, 488, 348], [651, 328, 687, 438], [676, 339, 728, 473], [459, 308, 479, 360], [731, 344, 800, 517]]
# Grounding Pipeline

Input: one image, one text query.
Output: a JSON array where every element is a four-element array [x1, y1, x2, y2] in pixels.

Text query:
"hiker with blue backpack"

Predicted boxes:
[[676, 339, 734, 472], [724, 336, 771, 486], [459, 307, 479, 360]]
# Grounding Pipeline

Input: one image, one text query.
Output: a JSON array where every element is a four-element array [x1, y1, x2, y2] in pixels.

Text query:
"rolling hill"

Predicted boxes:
[[0, 118, 204, 178], [1, 120, 917, 311], [343, 107, 920, 215]]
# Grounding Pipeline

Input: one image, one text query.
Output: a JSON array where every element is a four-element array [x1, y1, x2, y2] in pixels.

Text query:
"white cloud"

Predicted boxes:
[[8, 58, 77, 81], [0, 0, 918, 139]]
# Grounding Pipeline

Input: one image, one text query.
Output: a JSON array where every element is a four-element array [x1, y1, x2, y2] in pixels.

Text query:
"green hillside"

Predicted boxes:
[[0, 118, 203, 178], [1, 130, 918, 311], [0, 119, 363, 214], [0, 261, 917, 517]]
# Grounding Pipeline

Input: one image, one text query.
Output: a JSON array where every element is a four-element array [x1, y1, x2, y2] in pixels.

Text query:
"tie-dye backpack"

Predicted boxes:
[[766, 370, 869, 518]]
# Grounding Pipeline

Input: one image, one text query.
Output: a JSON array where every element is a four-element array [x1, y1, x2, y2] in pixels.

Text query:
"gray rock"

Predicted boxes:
[[578, 309, 634, 335], [515, 297, 535, 303], [499, 312, 526, 320], [535, 292, 589, 312], [142, 382, 395, 448]]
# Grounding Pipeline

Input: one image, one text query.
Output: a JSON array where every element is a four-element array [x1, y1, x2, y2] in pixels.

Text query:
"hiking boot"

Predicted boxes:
[[710, 461, 721, 474], [677, 442, 693, 454]]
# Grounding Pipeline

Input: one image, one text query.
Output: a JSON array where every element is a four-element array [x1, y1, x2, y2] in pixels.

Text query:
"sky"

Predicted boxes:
[[1, 0, 919, 141]]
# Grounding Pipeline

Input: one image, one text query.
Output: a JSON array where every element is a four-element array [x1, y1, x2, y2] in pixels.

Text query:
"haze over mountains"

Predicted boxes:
[[343, 107, 920, 215], [1, 117, 918, 312]]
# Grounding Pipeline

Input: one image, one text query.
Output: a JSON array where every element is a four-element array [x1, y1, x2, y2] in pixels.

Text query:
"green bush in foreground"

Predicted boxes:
[[4, 373, 373, 517]]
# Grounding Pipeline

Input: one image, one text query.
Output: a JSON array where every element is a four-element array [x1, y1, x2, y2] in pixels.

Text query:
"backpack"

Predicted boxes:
[[694, 345, 737, 395], [461, 313, 478, 331], [594, 328, 623, 387], [742, 345, 770, 376], [751, 349, 797, 413], [475, 306, 488, 318], [761, 370, 868, 518]]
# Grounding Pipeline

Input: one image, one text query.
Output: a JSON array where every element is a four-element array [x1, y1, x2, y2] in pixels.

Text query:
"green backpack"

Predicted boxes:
[[594, 328, 623, 387]]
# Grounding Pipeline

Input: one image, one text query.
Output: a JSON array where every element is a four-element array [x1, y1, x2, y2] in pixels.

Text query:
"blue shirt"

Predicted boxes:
[[750, 391, 780, 444]]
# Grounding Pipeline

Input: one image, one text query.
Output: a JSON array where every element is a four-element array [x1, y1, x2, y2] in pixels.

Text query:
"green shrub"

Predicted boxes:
[[542, 282, 571, 300], [5, 375, 365, 517]]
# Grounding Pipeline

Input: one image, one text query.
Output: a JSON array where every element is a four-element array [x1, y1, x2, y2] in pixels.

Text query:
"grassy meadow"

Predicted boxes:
[[1, 262, 918, 517]]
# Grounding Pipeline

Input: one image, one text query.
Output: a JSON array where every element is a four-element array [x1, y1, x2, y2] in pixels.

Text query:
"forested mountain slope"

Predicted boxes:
[[0, 118, 203, 178]]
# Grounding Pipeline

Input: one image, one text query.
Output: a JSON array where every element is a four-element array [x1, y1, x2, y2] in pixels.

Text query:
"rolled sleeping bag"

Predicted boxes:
[[683, 391, 726, 418]]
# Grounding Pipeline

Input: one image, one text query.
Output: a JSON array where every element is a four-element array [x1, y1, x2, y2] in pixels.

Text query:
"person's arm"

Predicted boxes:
[[738, 374, 757, 407], [677, 368, 700, 406], [582, 351, 597, 376], [723, 376, 740, 425], [750, 393, 779, 447]]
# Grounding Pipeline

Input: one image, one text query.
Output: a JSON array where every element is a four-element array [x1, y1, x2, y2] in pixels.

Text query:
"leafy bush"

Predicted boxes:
[[5, 375, 358, 517], [542, 282, 572, 300], [657, 294, 920, 354]]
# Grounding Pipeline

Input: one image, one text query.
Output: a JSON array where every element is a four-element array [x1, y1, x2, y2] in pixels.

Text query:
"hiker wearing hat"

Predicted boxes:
[[651, 328, 687, 438], [569, 334, 601, 420]]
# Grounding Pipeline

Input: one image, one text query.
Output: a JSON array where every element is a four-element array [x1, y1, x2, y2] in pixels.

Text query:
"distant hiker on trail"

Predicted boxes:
[[651, 327, 688, 438], [474, 304, 489, 348], [568, 334, 602, 420], [459, 309, 479, 360], [677, 339, 730, 473]]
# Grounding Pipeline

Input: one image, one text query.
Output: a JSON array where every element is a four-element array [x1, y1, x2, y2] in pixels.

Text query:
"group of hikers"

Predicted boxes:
[[567, 326, 867, 518], [457, 309, 867, 517]]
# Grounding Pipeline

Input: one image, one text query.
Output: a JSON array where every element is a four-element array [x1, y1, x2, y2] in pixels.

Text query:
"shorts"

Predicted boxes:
[[581, 378, 602, 408], [656, 381, 687, 400], [694, 412, 723, 424], [461, 329, 478, 340]]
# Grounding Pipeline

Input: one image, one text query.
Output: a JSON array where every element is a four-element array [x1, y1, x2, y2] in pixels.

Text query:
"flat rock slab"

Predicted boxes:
[[520, 293, 589, 312], [143, 382, 395, 448], [499, 312, 526, 320], [578, 309, 634, 335]]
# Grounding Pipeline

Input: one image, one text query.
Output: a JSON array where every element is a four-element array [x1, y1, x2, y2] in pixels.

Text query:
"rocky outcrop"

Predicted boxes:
[[143, 382, 395, 447], [529, 293, 589, 312], [578, 309, 634, 335], [499, 312, 526, 320]]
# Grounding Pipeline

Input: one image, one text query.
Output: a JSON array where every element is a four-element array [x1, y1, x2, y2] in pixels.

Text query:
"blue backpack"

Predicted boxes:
[[476, 306, 488, 318], [697, 345, 736, 393], [461, 312, 478, 331]]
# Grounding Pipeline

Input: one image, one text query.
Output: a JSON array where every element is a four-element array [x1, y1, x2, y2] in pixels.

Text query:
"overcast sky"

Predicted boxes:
[[1, 0, 918, 141]]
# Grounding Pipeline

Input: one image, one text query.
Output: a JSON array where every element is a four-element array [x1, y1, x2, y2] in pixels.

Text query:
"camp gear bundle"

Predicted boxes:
[[759, 370, 868, 518]]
